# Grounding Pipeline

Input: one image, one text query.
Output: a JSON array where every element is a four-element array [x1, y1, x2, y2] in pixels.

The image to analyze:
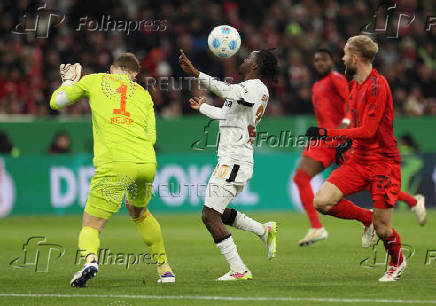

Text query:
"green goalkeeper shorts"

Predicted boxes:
[[85, 162, 156, 219]]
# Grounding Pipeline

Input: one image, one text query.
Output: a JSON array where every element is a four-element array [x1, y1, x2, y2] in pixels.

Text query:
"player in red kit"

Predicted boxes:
[[306, 35, 407, 282], [293, 48, 350, 246]]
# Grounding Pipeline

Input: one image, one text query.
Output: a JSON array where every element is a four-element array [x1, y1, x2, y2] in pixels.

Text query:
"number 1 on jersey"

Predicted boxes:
[[113, 84, 130, 117]]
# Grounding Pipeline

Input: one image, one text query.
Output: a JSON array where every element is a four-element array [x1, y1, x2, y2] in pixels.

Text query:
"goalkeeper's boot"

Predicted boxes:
[[217, 270, 252, 281], [157, 263, 175, 283], [260, 221, 277, 260], [411, 194, 427, 226], [298, 227, 328, 247], [70, 260, 98, 287], [379, 258, 407, 282]]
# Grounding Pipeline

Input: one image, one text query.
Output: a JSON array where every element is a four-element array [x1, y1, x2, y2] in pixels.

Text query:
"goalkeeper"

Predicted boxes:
[[50, 53, 175, 286]]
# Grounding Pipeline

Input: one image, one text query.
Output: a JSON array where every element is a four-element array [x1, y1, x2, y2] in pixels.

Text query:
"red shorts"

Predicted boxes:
[[302, 140, 336, 168], [327, 157, 401, 209]]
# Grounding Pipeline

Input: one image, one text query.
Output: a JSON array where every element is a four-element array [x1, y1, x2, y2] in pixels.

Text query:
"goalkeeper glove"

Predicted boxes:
[[305, 126, 327, 139], [60, 63, 82, 86], [335, 138, 352, 165]]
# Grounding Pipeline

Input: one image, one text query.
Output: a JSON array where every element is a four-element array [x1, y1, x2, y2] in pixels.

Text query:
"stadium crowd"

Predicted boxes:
[[0, 0, 435, 117]]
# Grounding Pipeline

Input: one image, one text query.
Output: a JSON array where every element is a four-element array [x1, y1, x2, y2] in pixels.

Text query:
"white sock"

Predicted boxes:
[[233, 211, 266, 237], [216, 236, 246, 272]]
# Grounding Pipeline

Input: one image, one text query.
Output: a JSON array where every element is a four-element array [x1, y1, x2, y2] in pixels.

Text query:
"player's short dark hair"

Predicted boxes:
[[255, 49, 278, 82], [315, 48, 333, 59], [113, 52, 140, 73]]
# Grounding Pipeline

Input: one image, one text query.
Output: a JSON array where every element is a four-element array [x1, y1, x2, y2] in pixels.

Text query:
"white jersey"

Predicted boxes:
[[198, 72, 269, 165]]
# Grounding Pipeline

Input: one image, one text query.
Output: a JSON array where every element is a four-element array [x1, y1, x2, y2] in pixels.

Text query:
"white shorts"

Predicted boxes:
[[204, 162, 253, 214]]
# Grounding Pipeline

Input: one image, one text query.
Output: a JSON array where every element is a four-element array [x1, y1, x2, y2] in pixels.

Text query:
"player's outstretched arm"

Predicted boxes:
[[306, 107, 380, 140], [307, 81, 387, 140], [50, 63, 89, 110], [189, 96, 226, 120], [179, 49, 245, 101]]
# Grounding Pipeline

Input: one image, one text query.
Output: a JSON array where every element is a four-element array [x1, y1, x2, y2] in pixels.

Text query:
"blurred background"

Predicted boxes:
[[0, 0, 435, 217]]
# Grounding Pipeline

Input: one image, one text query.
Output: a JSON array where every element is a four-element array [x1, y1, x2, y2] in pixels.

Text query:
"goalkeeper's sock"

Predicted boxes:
[[398, 191, 417, 208], [326, 199, 373, 227], [78, 226, 100, 263], [133, 210, 172, 275]]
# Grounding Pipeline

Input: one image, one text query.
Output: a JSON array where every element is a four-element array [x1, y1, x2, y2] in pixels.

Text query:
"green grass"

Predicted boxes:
[[0, 211, 435, 305]]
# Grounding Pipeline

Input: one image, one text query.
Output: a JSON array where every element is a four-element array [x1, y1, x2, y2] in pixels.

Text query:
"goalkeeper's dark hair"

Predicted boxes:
[[113, 52, 140, 73], [255, 49, 278, 82]]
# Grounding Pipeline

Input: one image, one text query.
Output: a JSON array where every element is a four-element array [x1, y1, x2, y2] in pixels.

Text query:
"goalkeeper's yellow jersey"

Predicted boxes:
[[50, 73, 156, 167]]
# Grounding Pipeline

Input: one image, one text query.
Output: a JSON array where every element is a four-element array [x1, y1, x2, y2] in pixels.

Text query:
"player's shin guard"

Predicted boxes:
[[326, 199, 373, 227], [383, 229, 403, 266], [78, 226, 100, 263], [223, 208, 265, 237], [133, 210, 171, 275], [398, 191, 417, 208], [293, 169, 322, 229], [215, 235, 247, 272]]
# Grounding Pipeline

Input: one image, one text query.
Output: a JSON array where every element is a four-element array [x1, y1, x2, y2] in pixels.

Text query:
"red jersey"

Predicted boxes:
[[328, 69, 400, 162], [311, 71, 349, 129]]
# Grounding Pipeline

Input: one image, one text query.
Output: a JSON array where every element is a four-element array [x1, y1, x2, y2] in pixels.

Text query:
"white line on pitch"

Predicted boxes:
[[0, 293, 436, 304]]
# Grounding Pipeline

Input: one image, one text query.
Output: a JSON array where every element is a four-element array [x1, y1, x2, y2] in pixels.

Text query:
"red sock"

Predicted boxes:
[[293, 169, 322, 229], [326, 199, 373, 227], [383, 229, 404, 266], [398, 191, 417, 208]]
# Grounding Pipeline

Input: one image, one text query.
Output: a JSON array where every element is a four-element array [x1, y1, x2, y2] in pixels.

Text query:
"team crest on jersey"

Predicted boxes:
[[261, 94, 268, 102]]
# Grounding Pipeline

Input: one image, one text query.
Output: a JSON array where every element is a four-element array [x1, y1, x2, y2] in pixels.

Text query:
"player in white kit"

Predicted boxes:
[[179, 49, 278, 280]]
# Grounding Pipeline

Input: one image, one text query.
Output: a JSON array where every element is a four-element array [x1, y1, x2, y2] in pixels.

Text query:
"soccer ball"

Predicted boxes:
[[208, 25, 241, 58]]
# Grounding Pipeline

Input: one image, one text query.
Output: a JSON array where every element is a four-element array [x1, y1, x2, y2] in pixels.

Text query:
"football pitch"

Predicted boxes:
[[1, 210, 435, 305]]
